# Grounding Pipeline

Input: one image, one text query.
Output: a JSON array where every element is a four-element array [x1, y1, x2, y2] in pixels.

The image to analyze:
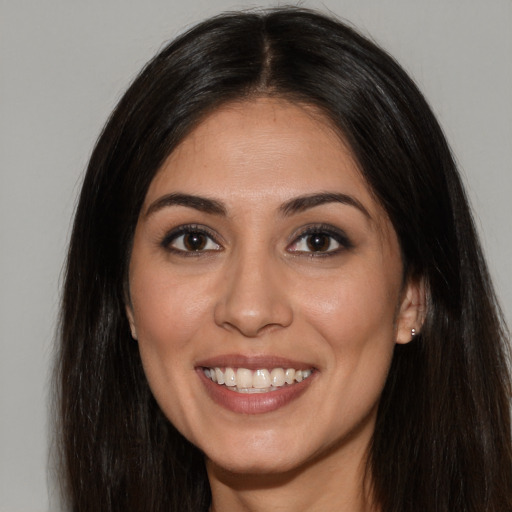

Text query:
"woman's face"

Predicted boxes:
[[127, 98, 421, 477]]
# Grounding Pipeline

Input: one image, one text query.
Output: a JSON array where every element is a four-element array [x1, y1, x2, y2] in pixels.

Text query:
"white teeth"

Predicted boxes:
[[215, 368, 225, 385], [236, 386, 280, 394], [203, 366, 313, 392], [236, 368, 253, 388], [253, 369, 271, 388], [270, 368, 285, 387], [224, 367, 236, 387]]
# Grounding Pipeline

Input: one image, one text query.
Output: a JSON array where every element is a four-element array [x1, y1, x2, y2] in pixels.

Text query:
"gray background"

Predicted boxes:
[[1, 1, 511, 510]]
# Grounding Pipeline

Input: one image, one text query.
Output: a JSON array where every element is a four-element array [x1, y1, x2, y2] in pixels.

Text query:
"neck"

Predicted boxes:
[[207, 437, 378, 512]]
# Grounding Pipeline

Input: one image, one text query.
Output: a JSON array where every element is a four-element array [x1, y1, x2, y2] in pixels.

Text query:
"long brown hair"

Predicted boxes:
[[56, 8, 512, 511]]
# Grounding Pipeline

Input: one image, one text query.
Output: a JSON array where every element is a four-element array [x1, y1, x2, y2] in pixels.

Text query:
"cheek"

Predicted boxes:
[[300, 276, 397, 418], [297, 263, 400, 414], [129, 269, 214, 434], [130, 266, 212, 351], [300, 266, 399, 348], [128, 266, 214, 415]]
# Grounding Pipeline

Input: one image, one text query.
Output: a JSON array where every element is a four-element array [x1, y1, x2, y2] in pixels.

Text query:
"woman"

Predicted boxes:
[[57, 7, 512, 512]]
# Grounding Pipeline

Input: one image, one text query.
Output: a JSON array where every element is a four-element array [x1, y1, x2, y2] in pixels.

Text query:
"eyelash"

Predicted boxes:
[[160, 224, 222, 256], [287, 224, 353, 256], [160, 223, 352, 257]]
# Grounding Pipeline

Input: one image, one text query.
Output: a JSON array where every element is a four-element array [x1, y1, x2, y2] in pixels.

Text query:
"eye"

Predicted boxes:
[[287, 225, 352, 255], [162, 226, 221, 254], [290, 233, 340, 253]]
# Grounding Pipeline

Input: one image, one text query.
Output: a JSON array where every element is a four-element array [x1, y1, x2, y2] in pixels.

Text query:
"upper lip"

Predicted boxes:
[[195, 354, 315, 371]]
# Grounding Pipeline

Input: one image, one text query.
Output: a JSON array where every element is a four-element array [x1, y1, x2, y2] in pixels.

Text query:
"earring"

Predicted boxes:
[[411, 328, 416, 337]]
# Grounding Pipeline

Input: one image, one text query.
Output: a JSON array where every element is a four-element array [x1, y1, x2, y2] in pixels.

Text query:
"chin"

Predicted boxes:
[[206, 451, 309, 481], [198, 429, 311, 476]]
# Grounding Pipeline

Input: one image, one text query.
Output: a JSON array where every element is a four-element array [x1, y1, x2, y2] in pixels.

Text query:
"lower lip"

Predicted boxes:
[[197, 369, 315, 414]]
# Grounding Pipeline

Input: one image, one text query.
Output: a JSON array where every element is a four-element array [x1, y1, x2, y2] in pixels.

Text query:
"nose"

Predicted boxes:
[[214, 249, 293, 338]]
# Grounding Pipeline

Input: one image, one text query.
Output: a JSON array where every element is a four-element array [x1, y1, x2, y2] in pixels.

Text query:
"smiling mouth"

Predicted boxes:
[[202, 367, 314, 393]]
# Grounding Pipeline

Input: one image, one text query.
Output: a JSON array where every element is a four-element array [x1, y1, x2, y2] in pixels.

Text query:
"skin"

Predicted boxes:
[[127, 98, 424, 512]]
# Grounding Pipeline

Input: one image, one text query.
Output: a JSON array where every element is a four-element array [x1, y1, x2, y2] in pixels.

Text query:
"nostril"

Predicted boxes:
[[213, 293, 293, 337], [219, 319, 288, 338]]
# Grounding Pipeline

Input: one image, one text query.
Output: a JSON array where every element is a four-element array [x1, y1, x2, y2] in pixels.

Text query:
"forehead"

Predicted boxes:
[[145, 98, 384, 221]]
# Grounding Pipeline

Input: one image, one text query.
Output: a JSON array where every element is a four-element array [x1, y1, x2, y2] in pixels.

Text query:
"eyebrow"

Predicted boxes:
[[279, 192, 371, 219], [144, 191, 370, 219], [145, 193, 227, 217]]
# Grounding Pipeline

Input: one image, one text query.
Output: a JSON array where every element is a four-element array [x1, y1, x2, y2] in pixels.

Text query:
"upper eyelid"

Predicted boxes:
[[288, 224, 352, 244], [286, 227, 354, 258], [160, 224, 223, 248]]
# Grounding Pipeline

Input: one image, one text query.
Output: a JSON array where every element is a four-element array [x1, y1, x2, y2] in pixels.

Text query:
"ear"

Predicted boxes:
[[125, 304, 138, 340], [396, 277, 426, 344]]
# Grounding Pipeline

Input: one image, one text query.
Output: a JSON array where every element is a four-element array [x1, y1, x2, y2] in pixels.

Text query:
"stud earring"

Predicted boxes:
[[411, 328, 416, 337]]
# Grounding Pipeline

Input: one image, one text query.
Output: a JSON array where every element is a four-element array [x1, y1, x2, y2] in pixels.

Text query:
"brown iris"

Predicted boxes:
[[306, 234, 330, 252], [183, 232, 207, 251]]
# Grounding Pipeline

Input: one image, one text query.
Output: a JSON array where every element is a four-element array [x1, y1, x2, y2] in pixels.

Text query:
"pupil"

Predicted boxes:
[[184, 232, 206, 251], [307, 234, 329, 252]]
